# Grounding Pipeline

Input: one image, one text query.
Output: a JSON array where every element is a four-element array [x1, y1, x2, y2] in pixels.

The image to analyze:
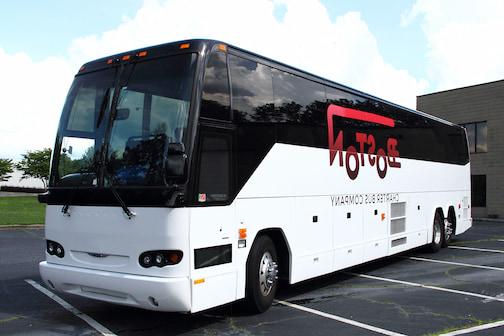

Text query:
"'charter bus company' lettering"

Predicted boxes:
[[327, 104, 401, 180]]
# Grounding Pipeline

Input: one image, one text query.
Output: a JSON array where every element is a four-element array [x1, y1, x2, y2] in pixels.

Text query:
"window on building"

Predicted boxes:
[[460, 121, 487, 153], [471, 174, 486, 207]]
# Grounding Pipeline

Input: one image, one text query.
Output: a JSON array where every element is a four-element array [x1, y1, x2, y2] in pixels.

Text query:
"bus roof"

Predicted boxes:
[[80, 38, 461, 130]]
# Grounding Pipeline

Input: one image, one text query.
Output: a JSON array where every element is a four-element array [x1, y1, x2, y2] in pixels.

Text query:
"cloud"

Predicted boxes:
[[0, 49, 74, 160], [1, 0, 427, 160], [68, 0, 427, 104], [402, 0, 504, 91]]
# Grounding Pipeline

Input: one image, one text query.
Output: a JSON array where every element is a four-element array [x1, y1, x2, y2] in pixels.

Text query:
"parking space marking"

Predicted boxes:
[[439, 319, 504, 335], [448, 246, 504, 254], [275, 299, 406, 336], [347, 273, 504, 303], [0, 316, 21, 324], [407, 256, 504, 272], [25, 279, 116, 336]]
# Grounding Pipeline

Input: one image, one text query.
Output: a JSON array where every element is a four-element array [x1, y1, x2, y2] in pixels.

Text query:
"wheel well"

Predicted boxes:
[[254, 229, 290, 281], [435, 207, 445, 220]]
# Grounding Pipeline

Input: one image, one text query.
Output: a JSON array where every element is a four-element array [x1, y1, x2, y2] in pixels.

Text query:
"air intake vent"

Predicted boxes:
[[391, 237, 407, 247], [390, 202, 406, 235]]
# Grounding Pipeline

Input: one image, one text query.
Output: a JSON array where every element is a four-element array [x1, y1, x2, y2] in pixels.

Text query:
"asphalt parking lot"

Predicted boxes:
[[1, 221, 504, 336]]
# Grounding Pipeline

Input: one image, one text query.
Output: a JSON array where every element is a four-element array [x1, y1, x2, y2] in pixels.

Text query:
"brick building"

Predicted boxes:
[[417, 80, 504, 219]]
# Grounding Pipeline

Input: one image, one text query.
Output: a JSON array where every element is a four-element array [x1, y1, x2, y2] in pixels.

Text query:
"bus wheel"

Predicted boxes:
[[244, 235, 279, 313], [428, 211, 443, 253], [442, 211, 455, 247]]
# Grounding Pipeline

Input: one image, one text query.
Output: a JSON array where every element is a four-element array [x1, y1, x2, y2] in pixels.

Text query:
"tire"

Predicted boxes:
[[441, 211, 455, 248], [243, 235, 279, 313], [428, 211, 443, 253]]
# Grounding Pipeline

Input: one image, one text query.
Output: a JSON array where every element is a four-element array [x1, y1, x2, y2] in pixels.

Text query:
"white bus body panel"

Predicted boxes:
[[41, 143, 471, 312], [234, 143, 471, 286], [40, 206, 193, 311]]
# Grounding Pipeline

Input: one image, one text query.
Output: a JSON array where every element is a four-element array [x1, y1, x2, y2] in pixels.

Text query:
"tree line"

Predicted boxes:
[[0, 148, 51, 189]]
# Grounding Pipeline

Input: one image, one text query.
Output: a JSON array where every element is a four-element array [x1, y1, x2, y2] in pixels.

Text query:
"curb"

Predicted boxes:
[[474, 218, 504, 223], [0, 224, 44, 230]]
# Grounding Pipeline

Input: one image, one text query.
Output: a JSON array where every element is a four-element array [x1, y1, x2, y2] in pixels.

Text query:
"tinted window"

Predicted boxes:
[[229, 55, 274, 122], [197, 132, 231, 203], [460, 121, 487, 154], [471, 174, 486, 207], [476, 122, 487, 152], [272, 69, 326, 124], [53, 68, 116, 187], [201, 50, 230, 120], [463, 123, 476, 153], [326, 86, 469, 165], [106, 54, 196, 186], [272, 69, 326, 147]]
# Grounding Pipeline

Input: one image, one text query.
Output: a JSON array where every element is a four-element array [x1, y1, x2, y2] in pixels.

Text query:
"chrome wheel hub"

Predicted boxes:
[[258, 252, 278, 296]]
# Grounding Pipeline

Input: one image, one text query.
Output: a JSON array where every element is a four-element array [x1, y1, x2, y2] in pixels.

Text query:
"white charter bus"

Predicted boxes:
[[39, 39, 472, 313]]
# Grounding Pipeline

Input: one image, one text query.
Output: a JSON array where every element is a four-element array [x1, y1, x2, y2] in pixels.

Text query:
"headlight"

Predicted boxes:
[[46, 240, 65, 258], [139, 250, 183, 268]]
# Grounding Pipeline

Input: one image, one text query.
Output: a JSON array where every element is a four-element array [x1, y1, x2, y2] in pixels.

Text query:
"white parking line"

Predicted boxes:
[[448, 246, 504, 254], [407, 256, 504, 272], [347, 273, 504, 303], [439, 319, 504, 335], [275, 299, 406, 336], [25, 279, 116, 336]]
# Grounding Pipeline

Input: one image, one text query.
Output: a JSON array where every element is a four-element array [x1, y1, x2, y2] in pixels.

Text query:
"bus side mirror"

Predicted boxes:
[[165, 143, 187, 180], [115, 108, 130, 120]]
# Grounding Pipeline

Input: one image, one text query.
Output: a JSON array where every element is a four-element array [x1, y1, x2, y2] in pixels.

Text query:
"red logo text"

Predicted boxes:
[[327, 105, 401, 180]]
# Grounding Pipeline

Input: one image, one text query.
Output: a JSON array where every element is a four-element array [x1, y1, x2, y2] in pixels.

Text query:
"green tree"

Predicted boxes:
[[16, 148, 52, 188], [0, 158, 14, 182]]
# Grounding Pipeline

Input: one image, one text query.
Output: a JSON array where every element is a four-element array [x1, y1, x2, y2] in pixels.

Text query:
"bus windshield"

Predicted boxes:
[[51, 53, 197, 188]]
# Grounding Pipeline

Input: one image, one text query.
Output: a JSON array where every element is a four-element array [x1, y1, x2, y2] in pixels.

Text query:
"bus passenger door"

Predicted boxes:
[[189, 124, 237, 312]]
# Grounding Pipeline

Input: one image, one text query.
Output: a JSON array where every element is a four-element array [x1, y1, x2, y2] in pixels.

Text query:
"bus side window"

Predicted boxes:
[[200, 48, 231, 121], [197, 132, 231, 203], [228, 54, 274, 122]]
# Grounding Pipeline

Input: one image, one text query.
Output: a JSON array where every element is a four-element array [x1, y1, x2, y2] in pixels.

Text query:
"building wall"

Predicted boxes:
[[417, 80, 504, 219]]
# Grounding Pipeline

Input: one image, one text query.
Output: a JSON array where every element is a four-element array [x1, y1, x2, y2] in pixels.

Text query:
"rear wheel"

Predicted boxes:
[[428, 211, 443, 253], [442, 212, 455, 247], [243, 235, 279, 313]]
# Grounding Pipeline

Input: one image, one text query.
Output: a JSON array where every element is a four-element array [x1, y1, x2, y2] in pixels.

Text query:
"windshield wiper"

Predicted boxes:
[[110, 185, 136, 220], [96, 88, 111, 128]]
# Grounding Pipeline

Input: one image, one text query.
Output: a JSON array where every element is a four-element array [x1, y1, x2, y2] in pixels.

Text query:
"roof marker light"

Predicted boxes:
[[179, 43, 190, 49], [137, 51, 148, 57], [107, 59, 113, 64], [122, 55, 131, 61], [217, 44, 227, 52]]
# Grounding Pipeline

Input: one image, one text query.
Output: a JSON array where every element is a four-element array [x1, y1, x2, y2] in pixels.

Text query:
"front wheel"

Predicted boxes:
[[427, 211, 443, 253], [243, 235, 279, 313]]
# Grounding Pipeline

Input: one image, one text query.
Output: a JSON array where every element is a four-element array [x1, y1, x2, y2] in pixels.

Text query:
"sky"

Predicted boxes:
[[1, 0, 504, 160]]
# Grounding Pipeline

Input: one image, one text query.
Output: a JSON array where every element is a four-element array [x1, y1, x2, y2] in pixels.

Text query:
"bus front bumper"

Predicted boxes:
[[39, 261, 191, 312]]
